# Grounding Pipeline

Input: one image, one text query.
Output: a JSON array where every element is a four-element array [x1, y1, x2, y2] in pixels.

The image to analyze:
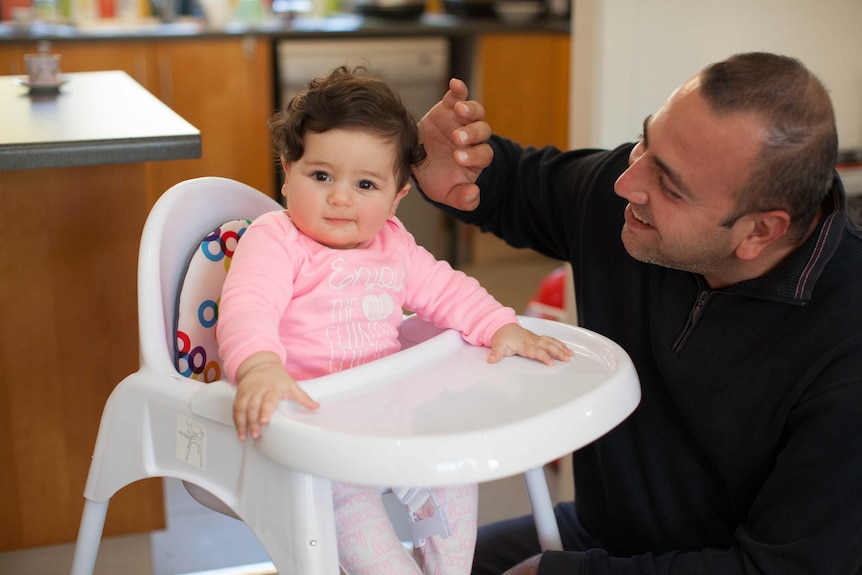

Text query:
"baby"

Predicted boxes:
[[217, 65, 572, 575]]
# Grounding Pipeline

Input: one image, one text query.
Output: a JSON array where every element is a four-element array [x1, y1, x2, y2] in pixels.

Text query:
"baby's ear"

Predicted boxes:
[[280, 159, 292, 200], [390, 184, 411, 217]]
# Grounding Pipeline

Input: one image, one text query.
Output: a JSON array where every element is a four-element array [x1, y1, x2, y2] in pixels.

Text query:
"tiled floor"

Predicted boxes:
[[0, 253, 567, 575]]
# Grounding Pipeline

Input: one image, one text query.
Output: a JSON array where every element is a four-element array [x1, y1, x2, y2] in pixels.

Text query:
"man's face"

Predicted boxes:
[[613, 77, 767, 286]]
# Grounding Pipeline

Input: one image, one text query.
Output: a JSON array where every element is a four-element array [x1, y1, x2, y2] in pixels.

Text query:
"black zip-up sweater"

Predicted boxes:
[[441, 137, 862, 574]]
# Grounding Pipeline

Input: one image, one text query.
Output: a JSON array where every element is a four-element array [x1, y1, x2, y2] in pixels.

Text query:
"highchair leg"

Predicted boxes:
[[69, 499, 109, 575], [523, 467, 563, 551], [240, 461, 340, 575]]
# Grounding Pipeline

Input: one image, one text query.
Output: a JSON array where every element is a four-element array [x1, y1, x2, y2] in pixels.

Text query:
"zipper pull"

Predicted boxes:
[[672, 288, 710, 352]]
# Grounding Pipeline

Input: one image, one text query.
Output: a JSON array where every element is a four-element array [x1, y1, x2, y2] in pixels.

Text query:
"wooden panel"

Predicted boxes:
[[548, 34, 571, 150], [148, 37, 277, 203], [0, 45, 27, 75], [472, 33, 571, 264], [0, 165, 165, 550], [478, 33, 570, 150]]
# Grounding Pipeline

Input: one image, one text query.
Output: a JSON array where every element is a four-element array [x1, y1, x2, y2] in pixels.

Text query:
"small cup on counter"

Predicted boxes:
[[24, 53, 62, 86]]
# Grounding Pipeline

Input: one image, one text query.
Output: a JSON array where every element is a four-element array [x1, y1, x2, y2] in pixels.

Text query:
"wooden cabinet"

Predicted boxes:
[[477, 32, 570, 150], [0, 44, 26, 75], [0, 68, 201, 551], [0, 163, 165, 552], [0, 42, 165, 553], [471, 32, 570, 264], [148, 37, 276, 204]]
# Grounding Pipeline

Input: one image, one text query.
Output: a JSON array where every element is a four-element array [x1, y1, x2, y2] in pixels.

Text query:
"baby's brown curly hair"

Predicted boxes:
[[269, 65, 427, 190]]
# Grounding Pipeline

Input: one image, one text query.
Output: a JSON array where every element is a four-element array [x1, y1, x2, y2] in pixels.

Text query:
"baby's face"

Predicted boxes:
[[282, 129, 408, 249]]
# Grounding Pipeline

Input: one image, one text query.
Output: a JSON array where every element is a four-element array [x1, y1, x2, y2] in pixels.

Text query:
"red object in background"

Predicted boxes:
[[99, 0, 115, 17], [1, 0, 116, 21], [3, 0, 34, 22], [524, 266, 567, 320]]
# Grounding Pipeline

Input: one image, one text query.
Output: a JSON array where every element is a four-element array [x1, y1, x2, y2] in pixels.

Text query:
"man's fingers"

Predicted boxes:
[[452, 120, 491, 147], [450, 183, 481, 211], [454, 141, 494, 169], [442, 77, 468, 105]]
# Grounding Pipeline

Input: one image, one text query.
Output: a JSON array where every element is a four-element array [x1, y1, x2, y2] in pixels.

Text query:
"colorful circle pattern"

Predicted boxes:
[[175, 219, 251, 383]]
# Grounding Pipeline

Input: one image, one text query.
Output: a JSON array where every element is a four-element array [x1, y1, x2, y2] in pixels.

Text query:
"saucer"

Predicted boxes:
[[14, 76, 69, 94]]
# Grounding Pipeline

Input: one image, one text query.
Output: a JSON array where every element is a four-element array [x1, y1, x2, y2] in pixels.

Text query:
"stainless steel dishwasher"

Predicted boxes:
[[276, 37, 457, 262]]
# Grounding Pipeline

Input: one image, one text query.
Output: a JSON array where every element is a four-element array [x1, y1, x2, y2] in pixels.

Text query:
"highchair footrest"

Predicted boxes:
[[407, 492, 450, 548]]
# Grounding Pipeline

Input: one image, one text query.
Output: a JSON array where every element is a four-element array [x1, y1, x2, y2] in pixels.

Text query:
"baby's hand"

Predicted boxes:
[[233, 352, 319, 441], [487, 323, 574, 366]]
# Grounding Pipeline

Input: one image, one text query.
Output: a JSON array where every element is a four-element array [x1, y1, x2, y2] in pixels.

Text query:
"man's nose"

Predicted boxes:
[[614, 159, 649, 205]]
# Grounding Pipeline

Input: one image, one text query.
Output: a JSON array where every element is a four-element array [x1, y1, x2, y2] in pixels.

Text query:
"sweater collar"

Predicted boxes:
[[716, 171, 848, 305]]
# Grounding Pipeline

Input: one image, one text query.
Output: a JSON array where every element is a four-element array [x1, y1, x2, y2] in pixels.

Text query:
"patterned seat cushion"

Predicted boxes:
[[175, 219, 251, 382]]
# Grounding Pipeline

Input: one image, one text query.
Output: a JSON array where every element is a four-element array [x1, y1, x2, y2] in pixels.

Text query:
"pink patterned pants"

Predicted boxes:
[[333, 481, 478, 575]]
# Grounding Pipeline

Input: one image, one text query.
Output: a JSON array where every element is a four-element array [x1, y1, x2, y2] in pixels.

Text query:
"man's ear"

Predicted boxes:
[[390, 183, 411, 217], [735, 210, 792, 260]]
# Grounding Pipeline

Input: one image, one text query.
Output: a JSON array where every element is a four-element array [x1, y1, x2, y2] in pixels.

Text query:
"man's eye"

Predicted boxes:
[[659, 179, 680, 200]]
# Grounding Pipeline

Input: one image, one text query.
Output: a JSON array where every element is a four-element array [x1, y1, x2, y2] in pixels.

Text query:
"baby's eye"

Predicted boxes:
[[311, 171, 331, 183], [357, 179, 378, 191]]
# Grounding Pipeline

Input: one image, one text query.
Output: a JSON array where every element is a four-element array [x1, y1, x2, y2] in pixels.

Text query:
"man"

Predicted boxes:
[[413, 52, 862, 574]]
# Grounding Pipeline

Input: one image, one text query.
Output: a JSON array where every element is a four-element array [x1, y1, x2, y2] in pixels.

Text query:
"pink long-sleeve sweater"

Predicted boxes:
[[217, 210, 517, 382]]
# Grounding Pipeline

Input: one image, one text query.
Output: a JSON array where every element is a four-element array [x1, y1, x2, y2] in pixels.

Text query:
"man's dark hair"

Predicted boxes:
[[701, 52, 837, 239]]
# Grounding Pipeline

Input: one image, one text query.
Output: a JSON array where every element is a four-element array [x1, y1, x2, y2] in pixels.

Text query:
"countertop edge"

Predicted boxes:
[[0, 135, 202, 170]]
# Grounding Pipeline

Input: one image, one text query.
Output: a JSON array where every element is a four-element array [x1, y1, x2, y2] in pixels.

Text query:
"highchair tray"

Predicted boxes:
[[190, 315, 640, 487]]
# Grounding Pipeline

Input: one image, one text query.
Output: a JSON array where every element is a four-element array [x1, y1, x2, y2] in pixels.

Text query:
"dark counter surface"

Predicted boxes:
[[0, 12, 568, 43], [0, 70, 201, 170]]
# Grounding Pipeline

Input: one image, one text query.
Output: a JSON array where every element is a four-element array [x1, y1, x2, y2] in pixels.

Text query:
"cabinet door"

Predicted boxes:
[[148, 37, 276, 203], [0, 164, 165, 551], [478, 33, 570, 150], [0, 45, 27, 75], [472, 33, 570, 264]]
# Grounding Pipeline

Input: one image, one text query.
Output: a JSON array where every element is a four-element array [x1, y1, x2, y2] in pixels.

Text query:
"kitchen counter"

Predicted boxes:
[[0, 12, 569, 43], [0, 70, 200, 552], [0, 70, 200, 169]]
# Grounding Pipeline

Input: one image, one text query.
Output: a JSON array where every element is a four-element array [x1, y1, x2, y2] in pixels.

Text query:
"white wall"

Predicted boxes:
[[569, 0, 862, 152]]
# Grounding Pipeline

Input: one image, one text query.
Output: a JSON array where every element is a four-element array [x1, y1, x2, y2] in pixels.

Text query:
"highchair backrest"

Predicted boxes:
[[136, 177, 281, 376]]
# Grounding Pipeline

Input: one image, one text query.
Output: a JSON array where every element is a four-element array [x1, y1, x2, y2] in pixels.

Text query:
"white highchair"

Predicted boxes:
[[69, 177, 640, 574]]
